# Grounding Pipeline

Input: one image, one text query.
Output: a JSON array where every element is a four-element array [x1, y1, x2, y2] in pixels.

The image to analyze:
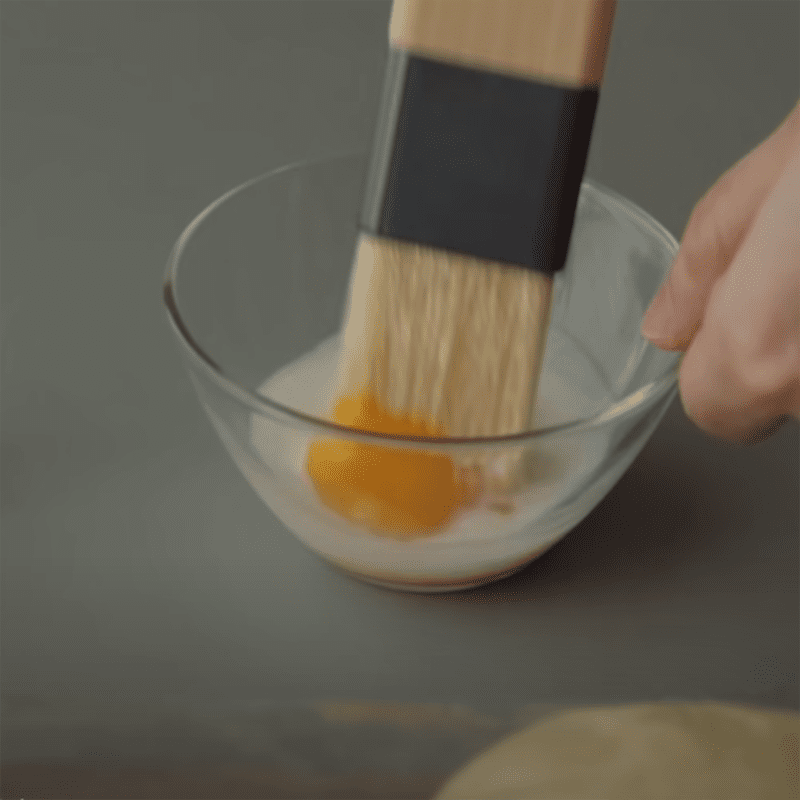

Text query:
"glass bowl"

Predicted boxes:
[[163, 153, 680, 593]]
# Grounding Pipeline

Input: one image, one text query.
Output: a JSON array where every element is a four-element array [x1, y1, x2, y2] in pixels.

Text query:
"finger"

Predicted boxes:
[[678, 145, 800, 444], [642, 100, 800, 351]]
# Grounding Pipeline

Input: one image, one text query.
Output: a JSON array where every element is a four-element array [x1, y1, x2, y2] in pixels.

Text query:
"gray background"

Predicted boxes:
[[2, 1, 798, 797]]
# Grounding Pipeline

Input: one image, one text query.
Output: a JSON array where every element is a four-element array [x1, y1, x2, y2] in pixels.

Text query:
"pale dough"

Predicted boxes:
[[433, 702, 799, 800]]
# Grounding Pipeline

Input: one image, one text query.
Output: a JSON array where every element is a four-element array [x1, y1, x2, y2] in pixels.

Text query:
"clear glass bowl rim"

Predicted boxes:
[[163, 150, 681, 451]]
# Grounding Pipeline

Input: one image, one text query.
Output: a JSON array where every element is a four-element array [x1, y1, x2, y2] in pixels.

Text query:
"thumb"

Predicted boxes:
[[642, 101, 800, 351]]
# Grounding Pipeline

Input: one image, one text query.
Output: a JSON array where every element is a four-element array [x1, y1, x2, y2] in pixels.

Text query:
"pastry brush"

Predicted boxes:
[[313, 0, 616, 529]]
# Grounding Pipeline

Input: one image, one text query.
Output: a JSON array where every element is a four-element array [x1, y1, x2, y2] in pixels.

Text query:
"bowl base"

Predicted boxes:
[[323, 546, 551, 594], [345, 570, 523, 593]]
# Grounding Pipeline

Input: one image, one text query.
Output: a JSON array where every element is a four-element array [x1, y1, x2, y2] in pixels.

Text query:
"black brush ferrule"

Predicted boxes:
[[360, 50, 599, 274]]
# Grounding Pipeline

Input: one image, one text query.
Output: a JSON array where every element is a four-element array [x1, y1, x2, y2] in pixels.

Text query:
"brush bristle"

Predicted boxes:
[[336, 234, 553, 495]]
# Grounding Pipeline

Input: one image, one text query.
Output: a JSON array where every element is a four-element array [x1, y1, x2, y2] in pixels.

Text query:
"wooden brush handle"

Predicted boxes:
[[389, 0, 615, 87]]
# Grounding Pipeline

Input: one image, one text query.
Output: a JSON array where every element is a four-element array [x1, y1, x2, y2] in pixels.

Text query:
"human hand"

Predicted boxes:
[[641, 101, 800, 443]]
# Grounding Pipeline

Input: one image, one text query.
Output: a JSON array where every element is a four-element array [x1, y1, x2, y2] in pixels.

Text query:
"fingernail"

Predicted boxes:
[[641, 285, 672, 342]]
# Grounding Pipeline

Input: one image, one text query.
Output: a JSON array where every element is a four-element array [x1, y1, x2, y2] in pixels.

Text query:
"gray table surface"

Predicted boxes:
[[2, 2, 798, 798]]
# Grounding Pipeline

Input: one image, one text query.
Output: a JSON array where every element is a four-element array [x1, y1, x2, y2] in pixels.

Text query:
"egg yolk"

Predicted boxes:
[[306, 393, 479, 537]]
